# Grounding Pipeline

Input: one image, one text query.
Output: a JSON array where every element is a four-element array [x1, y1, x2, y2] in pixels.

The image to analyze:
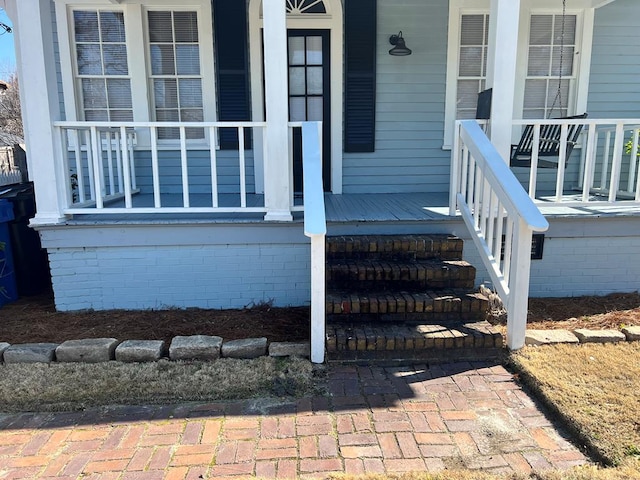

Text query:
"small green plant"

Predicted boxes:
[[625, 130, 640, 157]]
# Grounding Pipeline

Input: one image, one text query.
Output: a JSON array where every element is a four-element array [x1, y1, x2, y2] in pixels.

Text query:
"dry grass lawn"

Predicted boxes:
[[510, 342, 640, 466], [0, 356, 321, 412]]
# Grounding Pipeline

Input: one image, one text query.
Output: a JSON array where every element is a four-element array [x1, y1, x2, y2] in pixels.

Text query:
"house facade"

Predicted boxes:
[[3, 0, 640, 359]]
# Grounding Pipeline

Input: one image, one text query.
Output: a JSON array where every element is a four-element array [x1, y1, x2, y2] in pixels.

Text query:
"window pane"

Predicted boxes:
[[528, 46, 551, 76], [82, 79, 107, 108], [107, 79, 132, 108], [176, 45, 200, 75], [288, 37, 305, 65], [174, 12, 198, 43], [103, 44, 128, 75], [459, 47, 483, 76], [154, 79, 178, 108], [178, 79, 203, 107], [460, 15, 484, 45], [110, 109, 133, 121], [551, 46, 574, 76], [148, 11, 173, 42], [74, 11, 99, 42], [530, 15, 552, 45], [554, 15, 576, 45], [307, 67, 322, 95], [524, 79, 547, 109], [289, 97, 306, 121], [307, 97, 322, 121], [150, 45, 175, 75], [306, 36, 322, 65], [457, 80, 482, 111], [289, 67, 305, 95], [77, 44, 102, 75], [156, 110, 179, 139], [85, 110, 109, 121], [100, 11, 126, 43]]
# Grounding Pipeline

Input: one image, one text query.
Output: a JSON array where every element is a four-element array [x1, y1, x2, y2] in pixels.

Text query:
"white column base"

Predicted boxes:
[[264, 210, 294, 222], [30, 214, 69, 227]]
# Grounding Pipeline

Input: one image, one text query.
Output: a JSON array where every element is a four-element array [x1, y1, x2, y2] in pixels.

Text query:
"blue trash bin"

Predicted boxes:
[[0, 199, 18, 307]]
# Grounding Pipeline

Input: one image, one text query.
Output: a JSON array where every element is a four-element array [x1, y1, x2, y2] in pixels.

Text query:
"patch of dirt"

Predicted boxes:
[[1, 291, 639, 345], [0, 293, 310, 344]]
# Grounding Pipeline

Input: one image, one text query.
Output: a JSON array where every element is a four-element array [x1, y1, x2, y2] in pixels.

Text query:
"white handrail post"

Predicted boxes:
[[506, 219, 533, 350], [302, 122, 327, 364], [310, 233, 325, 363], [263, 0, 292, 221]]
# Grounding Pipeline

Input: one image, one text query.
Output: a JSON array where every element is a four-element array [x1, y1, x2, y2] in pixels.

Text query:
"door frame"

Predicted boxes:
[[248, 0, 343, 194]]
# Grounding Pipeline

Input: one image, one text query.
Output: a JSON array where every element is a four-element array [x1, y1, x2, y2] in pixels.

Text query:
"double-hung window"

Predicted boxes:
[[444, 0, 593, 148], [73, 10, 133, 122], [57, 0, 215, 143]]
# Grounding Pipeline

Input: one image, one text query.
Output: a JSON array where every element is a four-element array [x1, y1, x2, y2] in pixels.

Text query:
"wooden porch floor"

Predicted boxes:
[[67, 191, 640, 224]]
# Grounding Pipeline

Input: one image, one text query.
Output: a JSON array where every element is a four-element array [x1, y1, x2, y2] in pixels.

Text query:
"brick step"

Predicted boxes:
[[326, 321, 503, 363], [326, 234, 463, 261], [327, 259, 476, 291], [326, 290, 488, 322]]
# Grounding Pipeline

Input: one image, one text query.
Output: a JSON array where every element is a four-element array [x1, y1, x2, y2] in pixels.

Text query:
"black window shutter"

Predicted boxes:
[[345, 0, 377, 153], [213, 0, 250, 149]]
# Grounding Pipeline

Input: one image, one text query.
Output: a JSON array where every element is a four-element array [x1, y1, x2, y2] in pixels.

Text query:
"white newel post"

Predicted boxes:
[[262, 0, 292, 221], [486, 0, 520, 164], [506, 219, 534, 350], [7, 0, 68, 225]]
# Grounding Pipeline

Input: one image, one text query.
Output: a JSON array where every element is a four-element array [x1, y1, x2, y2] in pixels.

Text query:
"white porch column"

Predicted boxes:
[[6, 0, 67, 225], [486, 0, 521, 163], [262, 0, 292, 221]]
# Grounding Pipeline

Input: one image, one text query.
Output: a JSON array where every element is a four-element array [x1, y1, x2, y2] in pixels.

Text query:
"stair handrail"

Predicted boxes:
[[451, 120, 549, 350], [301, 122, 326, 363]]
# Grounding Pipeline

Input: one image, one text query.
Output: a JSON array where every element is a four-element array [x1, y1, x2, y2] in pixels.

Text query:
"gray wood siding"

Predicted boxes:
[[342, 0, 451, 194], [588, 0, 640, 116]]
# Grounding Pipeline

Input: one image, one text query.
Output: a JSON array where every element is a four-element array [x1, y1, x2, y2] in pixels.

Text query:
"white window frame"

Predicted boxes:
[[443, 0, 595, 149], [54, 0, 216, 148]]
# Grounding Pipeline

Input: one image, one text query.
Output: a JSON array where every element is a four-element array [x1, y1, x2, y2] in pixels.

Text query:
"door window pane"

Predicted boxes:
[[307, 67, 323, 95], [288, 37, 305, 65], [289, 97, 306, 121], [307, 97, 323, 121], [306, 36, 322, 65], [289, 67, 306, 95]]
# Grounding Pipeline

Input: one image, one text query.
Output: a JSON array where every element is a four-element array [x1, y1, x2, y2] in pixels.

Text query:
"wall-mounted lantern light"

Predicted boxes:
[[389, 31, 412, 56]]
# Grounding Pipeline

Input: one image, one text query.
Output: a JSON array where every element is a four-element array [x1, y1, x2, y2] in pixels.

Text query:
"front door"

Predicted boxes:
[[287, 30, 331, 192]]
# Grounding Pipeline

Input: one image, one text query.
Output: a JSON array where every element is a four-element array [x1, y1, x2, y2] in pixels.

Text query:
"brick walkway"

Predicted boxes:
[[0, 361, 588, 479]]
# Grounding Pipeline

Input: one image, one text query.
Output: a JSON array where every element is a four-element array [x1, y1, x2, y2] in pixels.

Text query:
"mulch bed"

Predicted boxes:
[[1, 291, 639, 345], [1, 293, 310, 344]]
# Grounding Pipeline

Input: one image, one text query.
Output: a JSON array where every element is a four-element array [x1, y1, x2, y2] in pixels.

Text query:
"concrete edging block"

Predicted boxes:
[[622, 326, 640, 341], [221, 337, 267, 359], [56, 338, 119, 363], [169, 335, 222, 361], [3, 343, 59, 364], [115, 340, 165, 362], [572, 329, 626, 343], [525, 330, 579, 346]]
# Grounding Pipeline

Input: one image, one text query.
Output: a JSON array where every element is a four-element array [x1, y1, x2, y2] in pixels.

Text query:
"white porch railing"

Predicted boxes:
[[54, 121, 268, 214], [511, 118, 640, 205], [300, 122, 326, 364], [451, 120, 549, 350]]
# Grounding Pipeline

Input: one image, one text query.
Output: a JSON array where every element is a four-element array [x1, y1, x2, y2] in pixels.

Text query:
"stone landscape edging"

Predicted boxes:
[[0, 335, 311, 364], [0, 327, 638, 364]]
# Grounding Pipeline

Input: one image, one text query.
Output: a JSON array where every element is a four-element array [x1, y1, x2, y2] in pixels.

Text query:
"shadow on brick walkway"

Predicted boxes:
[[0, 361, 589, 479]]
